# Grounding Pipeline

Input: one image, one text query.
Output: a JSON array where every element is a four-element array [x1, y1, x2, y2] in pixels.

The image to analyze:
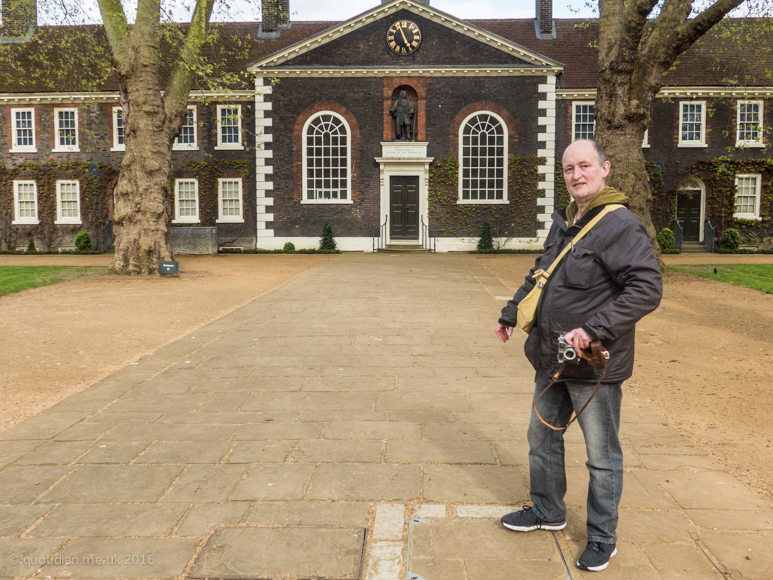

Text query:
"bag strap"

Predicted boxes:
[[539, 204, 625, 280]]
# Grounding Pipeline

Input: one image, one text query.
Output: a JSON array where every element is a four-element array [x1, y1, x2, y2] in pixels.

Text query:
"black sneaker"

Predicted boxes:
[[501, 505, 566, 532], [577, 541, 617, 571]]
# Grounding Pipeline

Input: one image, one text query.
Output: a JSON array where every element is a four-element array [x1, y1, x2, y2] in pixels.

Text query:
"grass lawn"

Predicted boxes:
[[0, 266, 107, 298], [670, 264, 773, 294]]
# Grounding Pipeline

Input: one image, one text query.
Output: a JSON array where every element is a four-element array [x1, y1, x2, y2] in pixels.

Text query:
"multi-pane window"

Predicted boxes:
[[572, 102, 595, 140], [112, 107, 125, 151], [218, 178, 243, 222], [11, 108, 36, 152], [56, 180, 81, 224], [217, 105, 242, 149], [54, 108, 79, 151], [737, 101, 764, 146], [13, 181, 38, 224], [174, 179, 199, 223], [734, 174, 762, 219], [679, 102, 706, 146], [459, 112, 507, 202], [303, 112, 350, 203], [174, 106, 197, 150]]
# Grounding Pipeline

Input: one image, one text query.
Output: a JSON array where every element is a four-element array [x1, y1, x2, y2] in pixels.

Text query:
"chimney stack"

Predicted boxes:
[[260, 0, 290, 38], [535, 0, 555, 40], [1, 0, 37, 43]]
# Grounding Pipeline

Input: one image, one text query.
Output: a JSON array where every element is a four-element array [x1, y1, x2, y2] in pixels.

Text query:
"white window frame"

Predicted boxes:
[[173, 106, 198, 151], [53, 107, 80, 152], [12, 180, 39, 225], [217, 178, 244, 223], [301, 111, 353, 204], [642, 128, 650, 148], [10, 107, 37, 153], [572, 101, 595, 141], [111, 106, 125, 152], [736, 100, 764, 148], [54, 180, 82, 225], [173, 178, 200, 223], [458, 110, 509, 204], [733, 173, 762, 220], [678, 101, 707, 147], [216, 104, 243, 150]]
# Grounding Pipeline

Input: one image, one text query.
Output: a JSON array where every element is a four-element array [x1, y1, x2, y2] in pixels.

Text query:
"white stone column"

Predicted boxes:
[[537, 74, 557, 241], [255, 76, 274, 246]]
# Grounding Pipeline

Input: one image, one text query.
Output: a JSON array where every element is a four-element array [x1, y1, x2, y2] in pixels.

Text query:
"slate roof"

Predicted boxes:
[[0, 16, 770, 94]]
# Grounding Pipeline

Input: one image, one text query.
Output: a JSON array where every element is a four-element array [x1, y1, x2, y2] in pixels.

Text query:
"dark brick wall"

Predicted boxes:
[[279, 10, 534, 68], [1, 101, 257, 248], [268, 74, 545, 238]]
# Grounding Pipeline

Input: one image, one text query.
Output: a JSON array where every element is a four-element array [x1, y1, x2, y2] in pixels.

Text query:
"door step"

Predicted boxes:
[[380, 244, 429, 253], [680, 242, 710, 253]]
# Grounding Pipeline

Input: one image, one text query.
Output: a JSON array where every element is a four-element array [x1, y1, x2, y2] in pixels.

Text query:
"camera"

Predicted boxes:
[[557, 334, 578, 363]]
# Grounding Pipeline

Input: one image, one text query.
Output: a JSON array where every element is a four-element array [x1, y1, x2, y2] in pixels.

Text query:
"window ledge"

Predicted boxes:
[[12, 220, 39, 225], [641, 144, 651, 148], [52, 147, 80, 153], [216, 218, 245, 223], [110, 146, 126, 152], [677, 143, 708, 148], [54, 220, 82, 225], [173, 145, 199, 151], [457, 199, 510, 205], [735, 142, 766, 149], [172, 219, 201, 224], [301, 199, 354, 205], [215, 144, 244, 151], [733, 214, 762, 221], [10, 148, 37, 153]]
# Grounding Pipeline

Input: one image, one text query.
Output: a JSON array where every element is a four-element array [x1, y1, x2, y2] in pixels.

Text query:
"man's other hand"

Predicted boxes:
[[495, 323, 514, 343], [564, 327, 592, 350]]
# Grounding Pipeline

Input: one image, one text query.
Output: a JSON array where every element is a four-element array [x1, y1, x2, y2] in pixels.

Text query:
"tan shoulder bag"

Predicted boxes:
[[515, 204, 623, 334]]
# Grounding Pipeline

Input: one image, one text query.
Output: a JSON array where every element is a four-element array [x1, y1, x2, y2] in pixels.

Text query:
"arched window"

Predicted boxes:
[[459, 112, 508, 202], [303, 112, 351, 203]]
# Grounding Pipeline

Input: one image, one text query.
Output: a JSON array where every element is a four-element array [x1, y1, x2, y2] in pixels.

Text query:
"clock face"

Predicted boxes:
[[386, 20, 422, 56]]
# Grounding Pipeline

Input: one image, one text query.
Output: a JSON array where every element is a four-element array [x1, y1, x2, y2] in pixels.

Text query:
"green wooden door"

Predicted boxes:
[[676, 190, 701, 242], [390, 176, 419, 240]]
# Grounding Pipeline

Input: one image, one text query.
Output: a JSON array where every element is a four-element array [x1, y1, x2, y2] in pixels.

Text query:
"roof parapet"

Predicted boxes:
[[1, 0, 37, 44]]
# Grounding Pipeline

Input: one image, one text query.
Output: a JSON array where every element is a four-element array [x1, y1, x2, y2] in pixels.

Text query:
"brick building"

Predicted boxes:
[[1, 0, 771, 252]]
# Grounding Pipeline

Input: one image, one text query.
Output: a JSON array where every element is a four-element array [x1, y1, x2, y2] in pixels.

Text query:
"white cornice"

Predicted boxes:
[[0, 91, 254, 105], [247, 0, 563, 71], [557, 87, 773, 99], [257, 67, 562, 78]]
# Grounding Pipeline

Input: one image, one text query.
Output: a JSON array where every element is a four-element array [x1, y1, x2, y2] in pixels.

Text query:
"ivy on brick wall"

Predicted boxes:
[[428, 155, 544, 239], [0, 162, 118, 251], [650, 158, 773, 243], [183, 159, 251, 227]]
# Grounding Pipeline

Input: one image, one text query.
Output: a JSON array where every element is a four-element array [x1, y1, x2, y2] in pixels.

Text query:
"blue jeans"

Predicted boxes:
[[527, 379, 623, 544]]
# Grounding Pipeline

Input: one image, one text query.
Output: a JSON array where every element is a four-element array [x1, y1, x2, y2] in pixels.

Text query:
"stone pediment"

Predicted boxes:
[[247, 0, 562, 75]]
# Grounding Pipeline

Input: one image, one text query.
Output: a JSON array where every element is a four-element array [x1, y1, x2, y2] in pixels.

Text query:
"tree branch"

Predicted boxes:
[[671, 0, 748, 55], [163, 0, 216, 128], [95, 0, 129, 66]]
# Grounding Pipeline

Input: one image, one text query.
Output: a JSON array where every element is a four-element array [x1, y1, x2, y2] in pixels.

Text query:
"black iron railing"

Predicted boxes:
[[420, 215, 436, 252], [372, 215, 388, 252], [704, 219, 715, 253], [673, 220, 683, 252]]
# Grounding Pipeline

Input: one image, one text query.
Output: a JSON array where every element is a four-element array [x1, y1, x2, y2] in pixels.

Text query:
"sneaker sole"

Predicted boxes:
[[577, 547, 617, 572], [502, 521, 567, 532]]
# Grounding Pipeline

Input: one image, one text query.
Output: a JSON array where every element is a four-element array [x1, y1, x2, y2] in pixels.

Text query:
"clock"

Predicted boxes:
[[386, 20, 422, 56]]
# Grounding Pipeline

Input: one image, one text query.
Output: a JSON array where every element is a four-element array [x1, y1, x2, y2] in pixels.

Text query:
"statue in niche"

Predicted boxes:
[[390, 90, 416, 141]]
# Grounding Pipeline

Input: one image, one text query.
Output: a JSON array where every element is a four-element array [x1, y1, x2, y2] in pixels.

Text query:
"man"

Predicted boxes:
[[390, 90, 415, 141], [495, 139, 662, 572]]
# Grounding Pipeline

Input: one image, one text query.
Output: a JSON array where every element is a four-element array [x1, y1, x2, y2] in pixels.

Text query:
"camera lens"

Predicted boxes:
[[564, 348, 577, 361]]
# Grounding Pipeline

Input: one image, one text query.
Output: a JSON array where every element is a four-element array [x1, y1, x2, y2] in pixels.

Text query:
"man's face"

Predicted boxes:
[[562, 141, 611, 206]]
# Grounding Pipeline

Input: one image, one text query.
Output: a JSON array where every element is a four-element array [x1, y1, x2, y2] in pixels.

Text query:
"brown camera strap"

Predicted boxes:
[[533, 341, 609, 432]]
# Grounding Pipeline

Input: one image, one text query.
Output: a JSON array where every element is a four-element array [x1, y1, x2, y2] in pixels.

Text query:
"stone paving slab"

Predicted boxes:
[[0, 254, 772, 580]]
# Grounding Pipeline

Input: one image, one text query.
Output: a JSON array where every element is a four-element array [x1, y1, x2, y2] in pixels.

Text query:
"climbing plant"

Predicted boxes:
[[183, 159, 251, 227], [428, 155, 544, 240]]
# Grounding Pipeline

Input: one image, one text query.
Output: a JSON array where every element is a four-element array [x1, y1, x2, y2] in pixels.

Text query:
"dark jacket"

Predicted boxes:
[[499, 202, 663, 384]]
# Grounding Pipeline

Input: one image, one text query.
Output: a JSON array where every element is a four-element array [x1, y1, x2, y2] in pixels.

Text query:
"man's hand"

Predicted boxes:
[[495, 323, 514, 343], [564, 327, 592, 350]]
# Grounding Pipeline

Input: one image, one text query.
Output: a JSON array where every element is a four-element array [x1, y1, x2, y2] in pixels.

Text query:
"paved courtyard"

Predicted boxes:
[[0, 253, 771, 580]]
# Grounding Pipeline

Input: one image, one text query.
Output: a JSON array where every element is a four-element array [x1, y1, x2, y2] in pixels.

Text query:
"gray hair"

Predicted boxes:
[[573, 139, 608, 165]]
